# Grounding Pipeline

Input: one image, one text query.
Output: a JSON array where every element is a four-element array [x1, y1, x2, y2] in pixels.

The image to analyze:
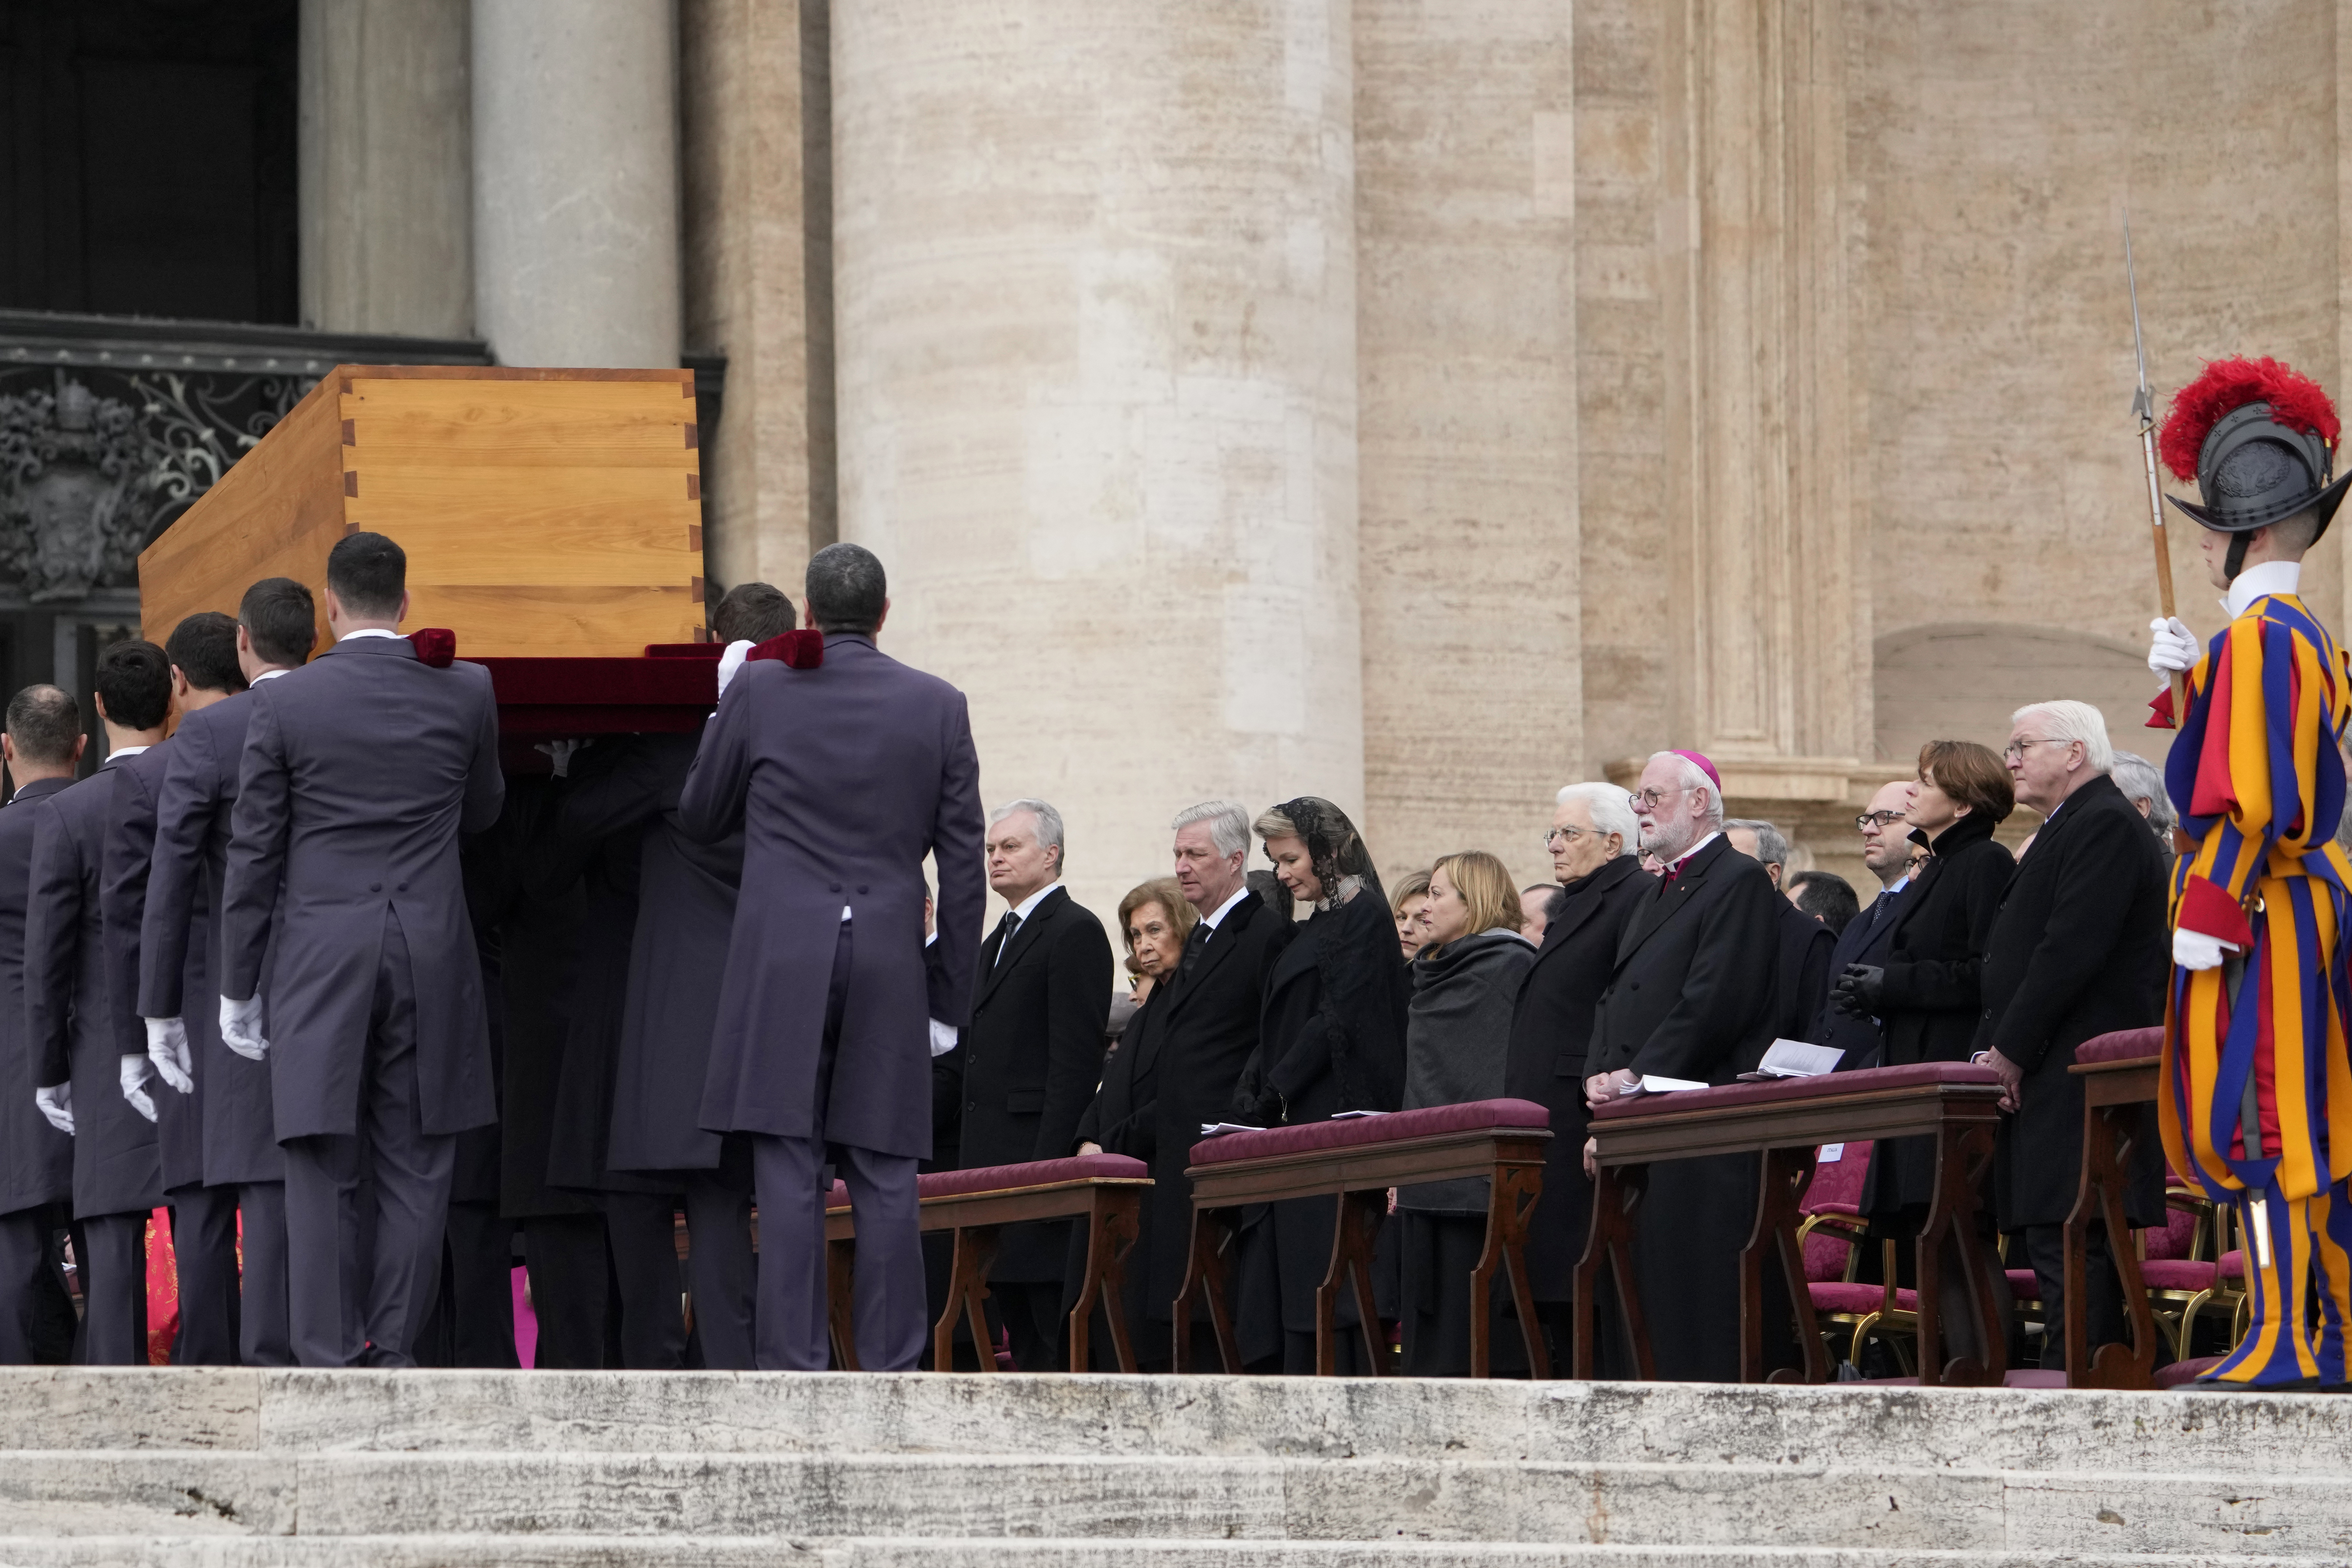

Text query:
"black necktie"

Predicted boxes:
[[991, 910, 1019, 966], [1178, 922, 1210, 976], [1864, 889, 1891, 932]]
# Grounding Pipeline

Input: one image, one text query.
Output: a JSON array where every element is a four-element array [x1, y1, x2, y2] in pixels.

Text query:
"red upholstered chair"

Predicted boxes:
[[1795, 1141, 1918, 1373], [2140, 1168, 2245, 1362]]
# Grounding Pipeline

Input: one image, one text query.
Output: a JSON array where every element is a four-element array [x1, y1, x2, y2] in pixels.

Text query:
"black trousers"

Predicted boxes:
[[602, 1192, 688, 1370], [0, 1207, 71, 1364], [168, 1184, 242, 1366], [995, 1280, 1067, 1373], [235, 1181, 292, 1366], [282, 915, 455, 1367], [2023, 1221, 2123, 1371], [523, 1213, 612, 1369], [79, 1211, 149, 1365], [682, 1168, 756, 1371], [415, 1199, 516, 1368]]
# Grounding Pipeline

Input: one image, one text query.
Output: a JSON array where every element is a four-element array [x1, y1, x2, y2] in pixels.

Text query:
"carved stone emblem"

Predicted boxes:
[[0, 374, 157, 601]]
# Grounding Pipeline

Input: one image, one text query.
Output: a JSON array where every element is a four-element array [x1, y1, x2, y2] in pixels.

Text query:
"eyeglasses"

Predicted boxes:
[[1628, 784, 1687, 812], [2002, 737, 2074, 762], [1854, 810, 1906, 831], [1544, 826, 1591, 849]]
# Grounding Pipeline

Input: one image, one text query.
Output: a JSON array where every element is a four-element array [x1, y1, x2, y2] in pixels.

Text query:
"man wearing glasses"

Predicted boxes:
[[1804, 779, 1917, 1069], [1579, 750, 1786, 1380], [1974, 700, 2168, 1371]]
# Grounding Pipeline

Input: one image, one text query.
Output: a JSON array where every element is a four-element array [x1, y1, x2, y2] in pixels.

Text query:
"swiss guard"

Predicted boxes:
[[2147, 356, 2352, 1390]]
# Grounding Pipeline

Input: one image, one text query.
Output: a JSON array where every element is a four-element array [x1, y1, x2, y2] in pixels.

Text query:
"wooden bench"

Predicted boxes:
[[1171, 1099, 1552, 1377], [1579, 1062, 2009, 1386], [824, 1153, 1151, 1372], [2065, 1026, 2167, 1389]]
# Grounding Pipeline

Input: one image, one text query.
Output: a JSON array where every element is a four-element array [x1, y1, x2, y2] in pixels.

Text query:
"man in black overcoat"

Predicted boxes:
[[1121, 799, 1295, 1368], [218, 532, 505, 1368], [1977, 701, 2167, 1367], [139, 585, 312, 1368], [109, 616, 246, 1365], [1725, 818, 1835, 1041], [1502, 782, 1651, 1356], [679, 545, 986, 1372], [0, 687, 82, 1362], [954, 797, 1112, 1371], [1808, 779, 1916, 1069], [1585, 751, 1786, 1381], [29, 644, 171, 1365]]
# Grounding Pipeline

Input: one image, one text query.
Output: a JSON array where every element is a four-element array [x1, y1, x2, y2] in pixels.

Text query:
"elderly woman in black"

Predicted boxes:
[[1397, 849, 1536, 1375], [1832, 739, 2016, 1351], [1231, 796, 1408, 1374]]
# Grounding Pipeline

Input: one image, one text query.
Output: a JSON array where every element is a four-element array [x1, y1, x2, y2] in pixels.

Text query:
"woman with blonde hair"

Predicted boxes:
[[1391, 868, 1433, 959], [1399, 849, 1538, 1375]]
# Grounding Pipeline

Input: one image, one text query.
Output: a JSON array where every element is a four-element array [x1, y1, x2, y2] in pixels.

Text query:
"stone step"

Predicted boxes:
[[6, 1369, 2350, 1478], [0, 1541, 2327, 1568], [0, 1451, 2339, 1557]]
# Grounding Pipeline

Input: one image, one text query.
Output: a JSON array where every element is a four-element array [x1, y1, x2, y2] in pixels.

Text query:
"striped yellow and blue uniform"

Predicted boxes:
[[2160, 589, 2352, 1385]]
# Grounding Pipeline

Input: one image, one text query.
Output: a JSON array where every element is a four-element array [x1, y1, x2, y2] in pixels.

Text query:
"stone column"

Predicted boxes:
[[1355, 1, 1579, 889], [471, 0, 682, 367], [298, 0, 473, 337], [1656, 0, 1868, 817], [831, 1, 1360, 925]]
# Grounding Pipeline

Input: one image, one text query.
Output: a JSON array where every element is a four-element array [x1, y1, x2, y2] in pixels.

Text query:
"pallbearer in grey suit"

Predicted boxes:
[[104, 621, 248, 1365], [680, 544, 986, 1372], [0, 688, 82, 1362], [29, 644, 172, 1365], [218, 534, 504, 1368], [139, 582, 316, 1367]]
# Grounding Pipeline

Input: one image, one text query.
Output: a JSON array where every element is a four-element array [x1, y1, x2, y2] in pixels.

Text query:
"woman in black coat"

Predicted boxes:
[[1833, 740, 2015, 1353], [1396, 850, 1537, 1375], [1230, 796, 1408, 1374]]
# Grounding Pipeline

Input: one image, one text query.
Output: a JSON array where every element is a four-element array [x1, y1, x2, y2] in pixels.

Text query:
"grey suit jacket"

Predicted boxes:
[[0, 776, 73, 1217], [138, 690, 281, 1185], [679, 633, 986, 1158], [101, 742, 207, 1191], [220, 635, 505, 1141], [28, 760, 161, 1218]]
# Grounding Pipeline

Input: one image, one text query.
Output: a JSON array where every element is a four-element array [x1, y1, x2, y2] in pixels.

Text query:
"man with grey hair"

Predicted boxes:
[[1726, 818, 1834, 1041], [1582, 750, 1788, 1379], [951, 798, 1112, 1369], [1113, 799, 1295, 1368], [1977, 699, 2167, 1368], [1502, 778, 1653, 1362]]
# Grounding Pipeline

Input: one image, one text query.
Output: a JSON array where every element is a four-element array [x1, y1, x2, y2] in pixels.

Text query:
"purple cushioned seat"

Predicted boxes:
[[2074, 1026, 2163, 1065], [1188, 1098, 1549, 1168], [1589, 1060, 1998, 1123], [1810, 1281, 1918, 1315], [2140, 1258, 2218, 1292], [2006, 1268, 2041, 1303], [2156, 1354, 2226, 1387], [2220, 1249, 2244, 1281], [824, 1153, 1148, 1212]]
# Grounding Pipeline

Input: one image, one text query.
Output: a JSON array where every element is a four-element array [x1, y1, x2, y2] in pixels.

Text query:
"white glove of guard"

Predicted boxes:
[[2149, 616, 2199, 676], [119, 1054, 156, 1123], [534, 738, 584, 778], [33, 1083, 72, 1136], [716, 639, 755, 701], [144, 1016, 193, 1095], [220, 994, 269, 1061], [2172, 927, 2236, 972]]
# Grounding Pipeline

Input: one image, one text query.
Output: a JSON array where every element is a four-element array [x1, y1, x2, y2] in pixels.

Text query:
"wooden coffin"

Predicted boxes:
[[137, 364, 707, 658]]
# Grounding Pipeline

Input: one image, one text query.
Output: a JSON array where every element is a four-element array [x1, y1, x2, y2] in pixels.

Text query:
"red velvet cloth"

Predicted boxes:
[[1810, 1281, 1917, 1315], [479, 653, 721, 750], [824, 1153, 1149, 1211], [2074, 1027, 2163, 1065], [1187, 1099, 1551, 1168], [1589, 1061, 1998, 1123], [750, 630, 825, 669], [407, 628, 456, 667]]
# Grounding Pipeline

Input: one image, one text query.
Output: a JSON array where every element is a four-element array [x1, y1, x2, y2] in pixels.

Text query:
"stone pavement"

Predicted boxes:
[[0, 1368, 2340, 1564]]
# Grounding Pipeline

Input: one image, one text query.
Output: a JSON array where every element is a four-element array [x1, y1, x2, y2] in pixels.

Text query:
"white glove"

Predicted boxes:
[[2173, 927, 2237, 972], [119, 1054, 156, 1123], [2149, 616, 2200, 675], [220, 994, 269, 1061], [33, 1083, 72, 1135], [533, 739, 584, 778], [928, 1018, 959, 1059], [716, 639, 755, 700], [144, 1016, 192, 1095]]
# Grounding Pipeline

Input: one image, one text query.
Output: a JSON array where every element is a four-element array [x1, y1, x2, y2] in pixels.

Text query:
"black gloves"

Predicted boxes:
[[1831, 963, 1884, 1018]]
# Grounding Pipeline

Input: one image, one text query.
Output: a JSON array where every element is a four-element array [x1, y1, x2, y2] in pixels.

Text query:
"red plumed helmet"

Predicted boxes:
[[2160, 356, 2339, 481]]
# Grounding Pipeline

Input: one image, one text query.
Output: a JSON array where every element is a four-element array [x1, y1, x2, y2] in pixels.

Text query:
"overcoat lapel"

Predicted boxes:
[[1614, 837, 1726, 967], [976, 886, 1065, 1007]]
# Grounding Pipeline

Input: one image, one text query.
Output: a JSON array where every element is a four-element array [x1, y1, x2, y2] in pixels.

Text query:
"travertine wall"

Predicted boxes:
[[1355, 2, 1581, 894], [829, 0, 1363, 927]]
